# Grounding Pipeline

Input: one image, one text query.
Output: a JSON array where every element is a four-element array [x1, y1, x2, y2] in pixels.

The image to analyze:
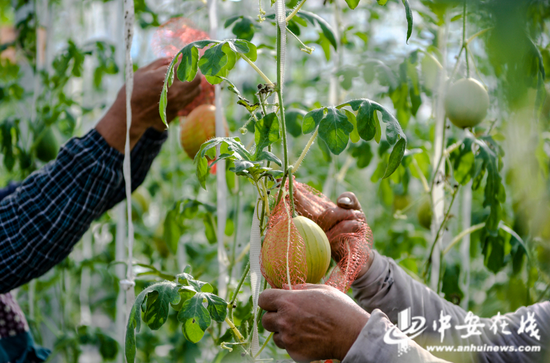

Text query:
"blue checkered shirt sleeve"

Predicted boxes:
[[0, 127, 167, 293]]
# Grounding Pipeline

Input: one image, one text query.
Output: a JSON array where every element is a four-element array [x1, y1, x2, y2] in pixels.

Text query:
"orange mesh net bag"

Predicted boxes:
[[261, 179, 373, 292], [151, 17, 215, 116]]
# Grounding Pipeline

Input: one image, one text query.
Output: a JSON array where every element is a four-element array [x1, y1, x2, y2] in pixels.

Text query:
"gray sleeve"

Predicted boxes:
[[342, 309, 451, 363], [348, 251, 550, 362]]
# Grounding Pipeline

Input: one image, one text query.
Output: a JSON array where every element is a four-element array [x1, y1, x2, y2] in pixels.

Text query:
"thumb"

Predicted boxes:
[[337, 192, 361, 211]]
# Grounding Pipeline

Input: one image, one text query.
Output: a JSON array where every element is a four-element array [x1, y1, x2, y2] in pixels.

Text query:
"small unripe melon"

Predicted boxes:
[[262, 216, 331, 288], [179, 105, 229, 159], [444, 78, 489, 129], [35, 127, 59, 162], [417, 198, 433, 230]]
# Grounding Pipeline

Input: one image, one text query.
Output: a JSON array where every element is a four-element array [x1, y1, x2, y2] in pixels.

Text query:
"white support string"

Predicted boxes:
[[430, 14, 449, 292], [276, 0, 287, 93], [249, 200, 262, 357], [121, 0, 136, 315], [207, 0, 230, 304]]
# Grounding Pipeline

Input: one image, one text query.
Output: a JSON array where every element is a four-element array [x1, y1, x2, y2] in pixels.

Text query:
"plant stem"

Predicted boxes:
[[286, 26, 314, 54], [226, 191, 241, 300], [288, 166, 296, 217], [425, 186, 460, 277], [286, 0, 307, 22], [225, 316, 245, 343], [230, 262, 250, 307], [254, 332, 274, 358], [412, 158, 430, 193], [240, 54, 274, 86], [463, 0, 470, 77], [275, 171, 289, 207], [294, 127, 318, 173], [442, 222, 486, 255], [418, 49, 444, 70], [275, 20, 295, 214]]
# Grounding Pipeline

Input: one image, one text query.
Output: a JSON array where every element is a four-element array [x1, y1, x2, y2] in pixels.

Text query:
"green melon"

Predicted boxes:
[[35, 127, 59, 162], [262, 216, 331, 288]]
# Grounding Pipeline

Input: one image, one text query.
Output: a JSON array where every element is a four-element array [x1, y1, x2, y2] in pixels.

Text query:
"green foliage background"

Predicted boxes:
[[0, 0, 550, 362]]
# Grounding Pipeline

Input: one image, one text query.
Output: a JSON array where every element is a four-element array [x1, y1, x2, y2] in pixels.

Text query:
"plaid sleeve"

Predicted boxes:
[[102, 127, 168, 212], [0, 128, 167, 293]]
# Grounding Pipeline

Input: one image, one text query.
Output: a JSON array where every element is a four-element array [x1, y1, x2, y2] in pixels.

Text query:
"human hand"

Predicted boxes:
[[294, 190, 373, 278], [96, 58, 202, 153], [259, 284, 369, 362]]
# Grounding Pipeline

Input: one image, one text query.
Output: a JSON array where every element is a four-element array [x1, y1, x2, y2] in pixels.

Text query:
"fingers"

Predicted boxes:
[[272, 332, 285, 349], [337, 192, 361, 211], [317, 207, 360, 232], [141, 57, 172, 72], [325, 219, 363, 242], [258, 289, 282, 312]]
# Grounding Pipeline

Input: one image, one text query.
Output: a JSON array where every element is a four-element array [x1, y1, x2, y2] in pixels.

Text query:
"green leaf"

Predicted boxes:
[[402, 0, 413, 43], [177, 45, 199, 82], [196, 155, 209, 189], [344, 99, 405, 145], [383, 137, 407, 179], [231, 159, 255, 173], [345, 0, 361, 9], [377, 0, 389, 4], [195, 137, 252, 189], [199, 42, 236, 85], [482, 230, 507, 273], [453, 136, 475, 185], [407, 55, 422, 115], [350, 142, 373, 169], [163, 209, 183, 254], [230, 16, 255, 41], [203, 214, 217, 244], [254, 113, 280, 159], [205, 294, 228, 322], [318, 107, 354, 155], [373, 110, 382, 143], [256, 150, 282, 166], [302, 108, 325, 134], [171, 287, 197, 311], [286, 109, 307, 137], [143, 282, 181, 330], [179, 294, 212, 343], [125, 282, 181, 362], [232, 39, 258, 61], [355, 100, 376, 141], [174, 40, 217, 86], [159, 56, 178, 126], [475, 138, 506, 235], [296, 11, 338, 50], [224, 16, 241, 28], [336, 66, 360, 90], [344, 109, 360, 143]]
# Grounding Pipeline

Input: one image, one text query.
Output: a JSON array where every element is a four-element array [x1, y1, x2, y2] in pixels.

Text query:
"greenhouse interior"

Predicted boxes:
[[0, 0, 550, 362]]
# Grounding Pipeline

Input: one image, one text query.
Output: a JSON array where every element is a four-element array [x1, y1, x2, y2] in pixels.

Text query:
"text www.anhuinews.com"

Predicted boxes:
[[426, 344, 541, 353]]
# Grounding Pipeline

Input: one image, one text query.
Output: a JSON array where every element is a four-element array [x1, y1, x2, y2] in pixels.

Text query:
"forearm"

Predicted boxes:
[[0, 128, 166, 293], [102, 127, 167, 211], [351, 252, 550, 362]]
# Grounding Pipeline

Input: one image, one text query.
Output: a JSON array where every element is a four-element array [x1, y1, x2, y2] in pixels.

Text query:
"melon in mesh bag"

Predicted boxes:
[[261, 180, 373, 292]]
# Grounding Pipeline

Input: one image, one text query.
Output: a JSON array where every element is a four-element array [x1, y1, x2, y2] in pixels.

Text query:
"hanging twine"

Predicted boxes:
[[120, 0, 136, 306]]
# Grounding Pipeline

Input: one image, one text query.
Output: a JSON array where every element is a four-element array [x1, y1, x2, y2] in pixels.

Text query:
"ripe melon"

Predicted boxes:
[[262, 216, 331, 288], [179, 104, 229, 160]]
